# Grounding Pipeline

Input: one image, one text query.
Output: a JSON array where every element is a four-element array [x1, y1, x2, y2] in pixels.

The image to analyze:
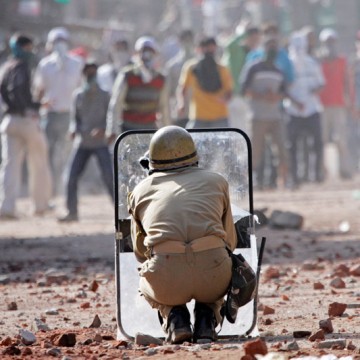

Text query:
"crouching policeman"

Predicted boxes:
[[127, 125, 237, 344]]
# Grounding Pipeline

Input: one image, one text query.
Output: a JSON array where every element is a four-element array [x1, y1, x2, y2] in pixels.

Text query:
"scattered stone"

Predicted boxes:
[[2, 345, 21, 355], [46, 308, 59, 315], [302, 262, 320, 271], [89, 280, 99, 292], [309, 329, 325, 342], [330, 277, 346, 289], [287, 341, 299, 351], [328, 302, 347, 317], [347, 341, 357, 350], [53, 333, 76, 347], [61, 357, 72, 360], [102, 334, 115, 340], [0, 337, 12, 346], [89, 314, 101, 328], [135, 332, 163, 346], [45, 270, 69, 285], [317, 339, 346, 349], [47, 347, 62, 357], [0, 275, 10, 285], [144, 348, 158, 356], [7, 301, 18, 311], [263, 318, 273, 325], [333, 264, 350, 277], [350, 264, 360, 276], [36, 278, 47, 287], [22, 347, 33, 355], [82, 338, 93, 345], [293, 331, 312, 338], [93, 333, 102, 342], [41, 340, 53, 348], [35, 318, 51, 331], [319, 318, 333, 333], [313, 282, 325, 290], [263, 306, 275, 315], [243, 338, 268, 357], [263, 267, 280, 281], [269, 210, 304, 229], [80, 302, 90, 309], [19, 329, 36, 345]]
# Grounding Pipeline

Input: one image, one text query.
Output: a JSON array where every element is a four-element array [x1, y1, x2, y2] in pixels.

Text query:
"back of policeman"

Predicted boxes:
[[127, 126, 237, 343]]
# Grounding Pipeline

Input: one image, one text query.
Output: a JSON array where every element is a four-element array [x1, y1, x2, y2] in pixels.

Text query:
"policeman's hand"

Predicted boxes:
[[90, 128, 105, 139]]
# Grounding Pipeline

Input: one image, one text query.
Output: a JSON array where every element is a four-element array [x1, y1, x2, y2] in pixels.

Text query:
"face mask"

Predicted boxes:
[[84, 74, 97, 90], [266, 48, 277, 62], [141, 50, 155, 69], [53, 40, 69, 57]]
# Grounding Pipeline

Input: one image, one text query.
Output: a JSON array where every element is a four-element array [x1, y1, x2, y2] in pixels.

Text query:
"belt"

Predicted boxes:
[[151, 235, 226, 255]]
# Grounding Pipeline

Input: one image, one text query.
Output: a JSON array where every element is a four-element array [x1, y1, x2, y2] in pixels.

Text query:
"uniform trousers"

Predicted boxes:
[[138, 246, 232, 329]]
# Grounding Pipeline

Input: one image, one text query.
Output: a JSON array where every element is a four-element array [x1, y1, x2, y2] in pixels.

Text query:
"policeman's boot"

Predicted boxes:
[[165, 305, 192, 344], [193, 302, 217, 343]]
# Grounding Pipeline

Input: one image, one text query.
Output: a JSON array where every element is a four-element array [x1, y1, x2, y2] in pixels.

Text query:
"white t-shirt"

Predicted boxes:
[[285, 55, 325, 117], [34, 53, 83, 113]]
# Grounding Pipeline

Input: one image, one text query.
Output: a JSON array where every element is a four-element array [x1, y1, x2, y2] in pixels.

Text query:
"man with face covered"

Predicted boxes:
[[241, 35, 296, 189], [97, 38, 132, 93], [0, 34, 52, 219], [33, 27, 83, 195], [106, 36, 170, 140], [58, 61, 113, 222], [177, 37, 233, 128]]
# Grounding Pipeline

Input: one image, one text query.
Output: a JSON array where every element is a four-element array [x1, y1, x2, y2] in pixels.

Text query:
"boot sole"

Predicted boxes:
[[170, 328, 193, 344]]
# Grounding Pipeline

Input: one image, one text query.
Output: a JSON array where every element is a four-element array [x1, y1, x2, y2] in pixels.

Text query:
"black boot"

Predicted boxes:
[[165, 305, 192, 344], [193, 302, 217, 343]]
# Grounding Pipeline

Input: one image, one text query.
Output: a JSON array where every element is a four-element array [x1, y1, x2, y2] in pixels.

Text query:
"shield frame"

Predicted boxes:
[[113, 127, 264, 341]]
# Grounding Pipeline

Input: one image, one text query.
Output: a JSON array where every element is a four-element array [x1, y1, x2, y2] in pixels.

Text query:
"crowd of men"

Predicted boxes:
[[0, 22, 359, 220]]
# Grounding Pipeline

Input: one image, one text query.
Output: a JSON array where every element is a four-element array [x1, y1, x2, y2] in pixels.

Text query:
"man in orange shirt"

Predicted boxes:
[[177, 37, 233, 128], [318, 28, 353, 179]]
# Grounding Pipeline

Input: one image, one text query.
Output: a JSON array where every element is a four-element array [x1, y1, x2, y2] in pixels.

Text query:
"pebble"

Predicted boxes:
[[19, 329, 36, 345]]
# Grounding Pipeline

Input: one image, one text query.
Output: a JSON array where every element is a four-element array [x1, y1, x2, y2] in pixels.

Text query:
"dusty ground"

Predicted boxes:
[[1, 176, 360, 359]]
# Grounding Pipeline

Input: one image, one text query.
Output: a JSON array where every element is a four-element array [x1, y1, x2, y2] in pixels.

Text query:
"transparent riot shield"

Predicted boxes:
[[113, 128, 260, 340]]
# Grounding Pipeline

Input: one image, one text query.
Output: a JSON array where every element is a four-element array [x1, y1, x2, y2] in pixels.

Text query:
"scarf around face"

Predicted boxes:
[[192, 53, 222, 93]]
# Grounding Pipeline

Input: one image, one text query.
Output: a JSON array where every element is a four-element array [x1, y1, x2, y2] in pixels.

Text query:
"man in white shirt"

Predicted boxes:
[[285, 31, 325, 187], [33, 27, 83, 195]]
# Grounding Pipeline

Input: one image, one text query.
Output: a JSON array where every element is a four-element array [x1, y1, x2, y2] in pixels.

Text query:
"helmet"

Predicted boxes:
[[149, 126, 198, 170]]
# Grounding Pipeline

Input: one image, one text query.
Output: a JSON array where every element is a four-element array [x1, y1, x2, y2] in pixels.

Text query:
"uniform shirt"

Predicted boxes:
[[33, 53, 83, 113], [179, 59, 233, 121], [241, 60, 286, 121], [127, 166, 237, 262], [69, 83, 110, 149]]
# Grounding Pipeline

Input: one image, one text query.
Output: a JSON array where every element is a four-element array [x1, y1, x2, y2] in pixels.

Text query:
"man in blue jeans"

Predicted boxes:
[[58, 61, 114, 222]]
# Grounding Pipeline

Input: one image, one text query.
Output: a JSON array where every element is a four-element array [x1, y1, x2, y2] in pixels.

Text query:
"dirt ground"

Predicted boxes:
[[1, 176, 360, 359]]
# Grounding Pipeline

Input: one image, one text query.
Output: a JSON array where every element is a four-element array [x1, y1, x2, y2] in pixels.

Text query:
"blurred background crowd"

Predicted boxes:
[[0, 0, 360, 220]]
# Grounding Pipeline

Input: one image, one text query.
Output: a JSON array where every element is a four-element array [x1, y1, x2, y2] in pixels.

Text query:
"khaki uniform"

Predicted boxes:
[[127, 166, 237, 326]]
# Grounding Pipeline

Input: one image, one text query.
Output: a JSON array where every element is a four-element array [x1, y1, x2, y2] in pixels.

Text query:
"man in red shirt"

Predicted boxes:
[[318, 28, 353, 179]]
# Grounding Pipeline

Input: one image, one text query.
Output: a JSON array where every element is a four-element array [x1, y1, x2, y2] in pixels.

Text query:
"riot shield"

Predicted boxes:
[[113, 128, 259, 340]]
